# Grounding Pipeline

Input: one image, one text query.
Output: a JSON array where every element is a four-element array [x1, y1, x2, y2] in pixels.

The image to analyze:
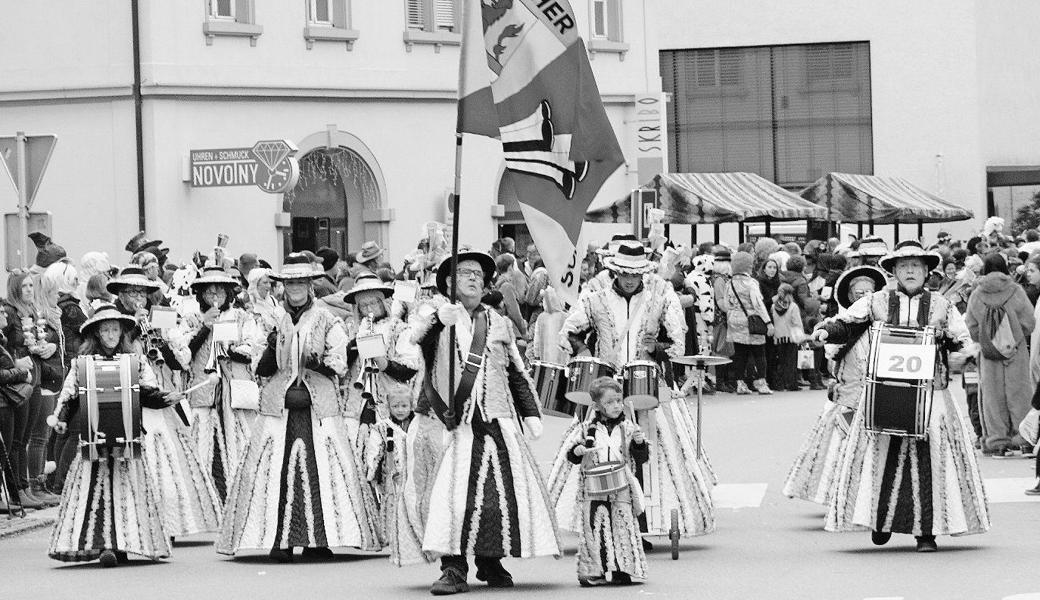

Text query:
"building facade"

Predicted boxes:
[[0, 0, 652, 272], [652, 0, 1040, 243]]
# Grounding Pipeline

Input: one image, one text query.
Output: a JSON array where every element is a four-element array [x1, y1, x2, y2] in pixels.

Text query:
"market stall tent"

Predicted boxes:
[[800, 172, 974, 225]]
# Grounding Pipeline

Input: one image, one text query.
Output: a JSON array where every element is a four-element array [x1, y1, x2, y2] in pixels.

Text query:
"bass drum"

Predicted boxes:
[[530, 361, 572, 418]]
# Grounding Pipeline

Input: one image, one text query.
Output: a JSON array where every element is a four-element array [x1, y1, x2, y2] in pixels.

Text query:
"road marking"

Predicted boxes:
[[983, 478, 1040, 504], [713, 483, 768, 509], [1002, 595, 1040, 600]]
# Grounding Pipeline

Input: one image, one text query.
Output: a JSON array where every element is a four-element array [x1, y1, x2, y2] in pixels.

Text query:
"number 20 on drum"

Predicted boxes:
[[874, 343, 936, 380]]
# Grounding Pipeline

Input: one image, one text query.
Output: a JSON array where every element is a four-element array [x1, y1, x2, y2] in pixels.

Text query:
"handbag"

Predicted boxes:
[[797, 346, 815, 370], [229, 378, 260, 411], [713, 318, 734, 357], [731, 282, 769, 336]]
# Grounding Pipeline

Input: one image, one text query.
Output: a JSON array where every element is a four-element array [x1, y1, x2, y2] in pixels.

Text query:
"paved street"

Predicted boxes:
[[2, 383, 1039, 600]]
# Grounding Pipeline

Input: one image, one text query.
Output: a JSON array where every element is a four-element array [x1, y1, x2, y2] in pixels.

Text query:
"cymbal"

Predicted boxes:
[[565, 391, 593, 406], [627, 395, 660, 411], [671, 354, 732, 367]]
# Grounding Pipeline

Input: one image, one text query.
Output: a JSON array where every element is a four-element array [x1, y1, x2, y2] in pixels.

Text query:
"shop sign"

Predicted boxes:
[[189, 139, 300, 194]]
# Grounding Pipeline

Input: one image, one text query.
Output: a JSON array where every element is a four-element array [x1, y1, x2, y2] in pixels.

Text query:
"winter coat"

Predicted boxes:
[[780, 271, 820, 330], [756, 273, 781, 315], [0, 335, 32, 409], [964, 272, 1035, 348], [57, 293, 87, 366], [725, 274, 771, 346]]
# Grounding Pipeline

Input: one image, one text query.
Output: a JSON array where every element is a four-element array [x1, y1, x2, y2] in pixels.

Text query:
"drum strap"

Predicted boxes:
[[886, 290, 930, 327], [426, 306, 488, 430]]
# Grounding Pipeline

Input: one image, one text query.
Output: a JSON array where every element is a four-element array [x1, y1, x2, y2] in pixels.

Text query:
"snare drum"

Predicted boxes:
[[566, 357, 616, 404], [530, 361, 572, 418], [622, 360, 660, 407], [582, 460, 629, 498], [863, 323, 936, 439], [76, 354, 142, 461]]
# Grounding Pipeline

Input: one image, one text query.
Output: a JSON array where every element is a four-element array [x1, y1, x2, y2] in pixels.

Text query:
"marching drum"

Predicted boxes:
[[622, 360, 660, 409], [530, 361, 573, 418], [582, 460, 629, 498], [864, 323, 936, 439], [565, 356, 616, 404], [76, 354, 143, 461]]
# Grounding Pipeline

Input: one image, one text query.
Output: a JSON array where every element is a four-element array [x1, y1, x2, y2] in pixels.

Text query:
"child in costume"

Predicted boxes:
[[555, 377, 648, 586]]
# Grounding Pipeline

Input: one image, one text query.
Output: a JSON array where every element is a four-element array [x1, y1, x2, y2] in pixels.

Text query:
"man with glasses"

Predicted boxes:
[[411, 249, 559, 595]]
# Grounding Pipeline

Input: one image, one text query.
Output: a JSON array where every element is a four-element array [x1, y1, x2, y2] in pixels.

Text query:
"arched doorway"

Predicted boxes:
[[282, 135, 385, 259]]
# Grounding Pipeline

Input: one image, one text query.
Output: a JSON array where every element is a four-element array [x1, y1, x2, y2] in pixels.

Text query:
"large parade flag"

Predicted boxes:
[[457, 0, 624, 305]]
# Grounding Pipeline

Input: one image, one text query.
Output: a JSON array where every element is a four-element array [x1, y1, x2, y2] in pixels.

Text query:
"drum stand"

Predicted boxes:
[[672, 355, 732, 460]]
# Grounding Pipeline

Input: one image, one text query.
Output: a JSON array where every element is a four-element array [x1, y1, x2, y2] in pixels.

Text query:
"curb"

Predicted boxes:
[[0, 516, 55, 540]]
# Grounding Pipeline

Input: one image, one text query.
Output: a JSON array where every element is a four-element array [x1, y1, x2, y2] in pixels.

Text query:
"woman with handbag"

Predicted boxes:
[[2, 271, 62, 508], [726, 252, 774, 395], [175, 266, 262, 502], [0, 308, 35, 512], [217, 254, 378, 563]]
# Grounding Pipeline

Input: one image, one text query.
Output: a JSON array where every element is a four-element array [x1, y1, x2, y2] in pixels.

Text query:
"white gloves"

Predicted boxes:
[[962, 342, 981, 358], [437, 303, 468, 326], [523, 416, 543, 440]]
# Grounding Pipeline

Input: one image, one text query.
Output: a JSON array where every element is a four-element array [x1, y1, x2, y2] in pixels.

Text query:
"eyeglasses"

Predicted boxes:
[[454, 268, 485, 281]]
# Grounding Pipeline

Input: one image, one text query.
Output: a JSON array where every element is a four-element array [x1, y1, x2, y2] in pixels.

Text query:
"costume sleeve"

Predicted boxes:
[[560, 296, 593, 354], [660, 287, 687, 358], [54, 368, 80, 423], [566, 443, 585, 465], [321, 318, 349, 377], [945, 298, 972, 347], [506, 335, 540, 418]]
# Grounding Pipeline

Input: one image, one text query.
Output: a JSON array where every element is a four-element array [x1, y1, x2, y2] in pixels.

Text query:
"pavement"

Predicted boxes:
[[2, 382, 1039, 600]]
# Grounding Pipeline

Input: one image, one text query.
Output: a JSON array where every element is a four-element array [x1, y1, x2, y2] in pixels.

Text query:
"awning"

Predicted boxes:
[[585, 172, 827, 224], [800, 173, 974, 224]]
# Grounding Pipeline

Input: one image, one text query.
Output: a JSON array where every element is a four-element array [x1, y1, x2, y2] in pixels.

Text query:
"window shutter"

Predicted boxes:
[[213, 0, 234, 18], [234, 0, 251, 23], [405, 0, 424, 29], [312, 0, 331, 23], [662, 43, 872, 187], [434, 0, 457, 31], [332, 0, 347, 28], [606, 0, 621, 42]]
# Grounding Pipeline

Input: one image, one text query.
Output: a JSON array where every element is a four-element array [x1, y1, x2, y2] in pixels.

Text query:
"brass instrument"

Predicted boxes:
[[136, 312, 166, 367]]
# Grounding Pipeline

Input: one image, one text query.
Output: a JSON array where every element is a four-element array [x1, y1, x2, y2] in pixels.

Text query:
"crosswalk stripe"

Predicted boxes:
[[713, 483, 768, 509], [983, 478, 1040, 504]]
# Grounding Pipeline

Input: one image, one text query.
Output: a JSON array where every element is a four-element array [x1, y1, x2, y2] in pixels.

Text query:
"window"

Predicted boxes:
[[309, 0, 333, 25], [661, 42, 873, 188], [204, 0, 261, 46], [403, 0, 461, 52], [304, 0, 358, 49], [587, 0, 627, 59]]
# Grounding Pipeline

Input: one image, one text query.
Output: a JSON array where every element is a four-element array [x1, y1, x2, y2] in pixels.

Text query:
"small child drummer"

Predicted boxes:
[[564, 377, 649, 587]]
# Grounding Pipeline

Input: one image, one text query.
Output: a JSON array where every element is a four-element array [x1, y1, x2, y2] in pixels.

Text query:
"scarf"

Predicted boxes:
[[283, 294, 314, 325], [611, 278, 644, 300]]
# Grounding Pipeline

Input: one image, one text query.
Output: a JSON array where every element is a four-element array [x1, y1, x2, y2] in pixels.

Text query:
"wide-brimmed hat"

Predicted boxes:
[[878, 240, 942, 274], [356, 241, 383, 265], [106, 266, 162, 294], [344, 272, 394, 304], [603, 241, 656, 275], [190, 265, 240, 291], [436, 250, 495, 296], [269, 253, 324, 282], [596, 234, 641, 257], [125, 231, 163, 254], [857, 236, 889, 257], [834, 266, 888, 309], [79, 302, 138, 335]]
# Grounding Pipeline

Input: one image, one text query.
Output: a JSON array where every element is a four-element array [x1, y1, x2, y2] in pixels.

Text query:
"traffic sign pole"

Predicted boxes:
[[16, 132, 28, 269]]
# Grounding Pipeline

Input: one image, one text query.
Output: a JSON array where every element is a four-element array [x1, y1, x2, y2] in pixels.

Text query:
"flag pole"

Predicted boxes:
[[446, 132, 462, 422]]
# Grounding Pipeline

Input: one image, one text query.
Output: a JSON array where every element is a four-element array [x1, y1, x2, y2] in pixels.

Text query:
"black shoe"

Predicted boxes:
[[269, 548, 294, 563], [302, 547, 335, 560], [115, 551, 129, 564], [716, 382, 736, 394], [99, 550, 118, 568], [475, 560, 513, 588], [871, 531, 892, 546], [578, 576, 608, 587], [431, 567, 469, 595], [1026, 483, 1040, 496], [915, 535, 937, 553], [1020, 445, 1037, 458], [611, 572, 634, 585], [641, 538, 653, 551]]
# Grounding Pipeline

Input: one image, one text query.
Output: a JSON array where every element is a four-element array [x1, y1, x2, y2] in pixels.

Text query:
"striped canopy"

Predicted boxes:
[[585, 172, 827, 224], [800, 173, 974, 224]]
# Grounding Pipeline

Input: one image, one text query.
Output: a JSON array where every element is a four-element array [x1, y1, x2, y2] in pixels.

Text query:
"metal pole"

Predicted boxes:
[[894, 223, 900, 244], [131, 0, 147, 231], [16, 132, 29, 269], [695, 363, 704, 460], [917, 220, 924, 241], [446, 132, 463, 423]]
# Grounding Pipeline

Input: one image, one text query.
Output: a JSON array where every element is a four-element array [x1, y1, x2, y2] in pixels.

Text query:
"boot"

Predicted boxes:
[[431, 566, 469, 595], [736, 381, 751, 395], [915, 535, 937, 553], [99, 550, 118, 568], [31, 479, 60, 506], [17, 487, 45, 510], [269, 547, 293, 563], [870, 530, 891, 546], [752, 379, 772, 395], [301, 546, 334, 560], [474, 557, 513, 588]]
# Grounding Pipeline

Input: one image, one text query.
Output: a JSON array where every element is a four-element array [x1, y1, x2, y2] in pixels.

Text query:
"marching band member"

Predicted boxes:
[[558, 240, 715, 543], [217, 254, 379, 563], [363, 390, 426, 566], [411, 250, 560, 595], [783, 266, 886, 506], [549, 377, 648, 587], [49, 304, 176, 567], [812, 241, 989, 552], [175, 266, 262, 501]]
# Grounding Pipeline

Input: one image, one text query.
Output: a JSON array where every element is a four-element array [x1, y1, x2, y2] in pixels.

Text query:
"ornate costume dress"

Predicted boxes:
[[177, 306, 261, 501], [821, 289, 990, 537], [342, 309, 418, 439], [217, 301, 379, 555], [547, 413, 648, 580], [412, 304, 561, 561], [49, 354, 172, 563], [559, 275, 715, 538]]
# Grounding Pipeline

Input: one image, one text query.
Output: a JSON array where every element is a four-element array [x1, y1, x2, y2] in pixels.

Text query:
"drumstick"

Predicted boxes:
[[183, 373, 220, 395]]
